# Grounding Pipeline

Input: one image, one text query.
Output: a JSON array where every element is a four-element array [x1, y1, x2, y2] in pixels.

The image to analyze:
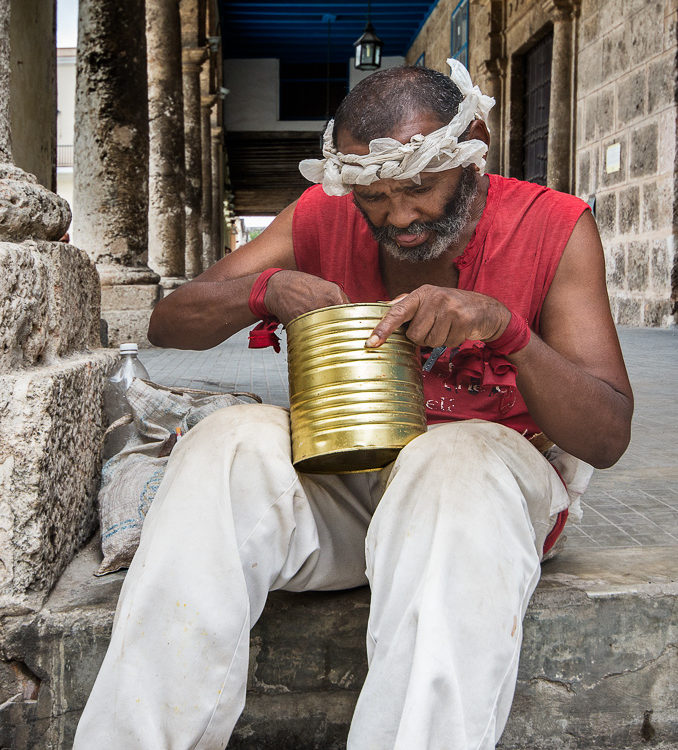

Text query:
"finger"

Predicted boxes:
[[365, 294, 420, 348], [389, 293, 409, 304], [428, 313, 452, 347], [404, 306, 440, 346]]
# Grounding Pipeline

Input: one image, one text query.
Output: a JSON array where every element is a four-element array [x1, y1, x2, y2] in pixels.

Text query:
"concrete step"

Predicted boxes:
[[1, 539, 676, 749]]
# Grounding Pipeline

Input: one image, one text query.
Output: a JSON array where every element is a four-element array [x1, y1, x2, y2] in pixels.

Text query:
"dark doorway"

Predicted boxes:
[[522, 32, 552, 185], [225, 131, 323, 215]]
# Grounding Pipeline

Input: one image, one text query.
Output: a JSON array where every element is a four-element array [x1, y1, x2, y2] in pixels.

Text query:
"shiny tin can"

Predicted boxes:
[[286, 303, 427, 474]]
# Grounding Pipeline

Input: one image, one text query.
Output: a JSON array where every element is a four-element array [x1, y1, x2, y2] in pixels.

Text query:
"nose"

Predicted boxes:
[[385, 197, 421, 230]]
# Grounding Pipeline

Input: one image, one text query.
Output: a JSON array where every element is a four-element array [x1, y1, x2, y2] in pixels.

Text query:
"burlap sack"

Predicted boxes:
[[96, 378, 260, 575]]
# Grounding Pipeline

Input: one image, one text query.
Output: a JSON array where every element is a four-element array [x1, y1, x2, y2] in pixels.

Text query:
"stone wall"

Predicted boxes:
[[0, 170, 117, 613], [576, 0, 677, 326], [0, 0, 116, 614], [405, 0, 457, 73], [405, 0, 677, 327]]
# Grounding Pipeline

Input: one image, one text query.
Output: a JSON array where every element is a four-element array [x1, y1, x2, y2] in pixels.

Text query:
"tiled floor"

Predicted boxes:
[[140, 328, 290, 406], [139, 326, 678, 551], [566, 327, 678, 550]]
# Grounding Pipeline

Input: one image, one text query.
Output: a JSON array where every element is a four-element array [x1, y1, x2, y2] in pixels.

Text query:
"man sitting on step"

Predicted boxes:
[[75, 60, 633, 749]]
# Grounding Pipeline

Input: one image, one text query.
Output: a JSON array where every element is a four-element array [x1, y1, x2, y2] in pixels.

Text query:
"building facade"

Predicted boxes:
[[407, 0, 677, 327]]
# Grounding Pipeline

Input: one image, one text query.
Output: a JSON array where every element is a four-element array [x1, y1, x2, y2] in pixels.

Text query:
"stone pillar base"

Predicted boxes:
[[100, 283, 162, 347], [0, 349, 118, 614], [159, 275, 185, 298]]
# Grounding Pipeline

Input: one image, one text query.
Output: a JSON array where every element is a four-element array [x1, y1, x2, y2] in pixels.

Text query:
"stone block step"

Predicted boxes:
[[0, 540, 676, 749]]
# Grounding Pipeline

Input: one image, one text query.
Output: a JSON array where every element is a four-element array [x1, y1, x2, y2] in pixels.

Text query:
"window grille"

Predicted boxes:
[[57, 144, 74, 168], [522, 32, 553, 185], [450, 0, 469, 69]]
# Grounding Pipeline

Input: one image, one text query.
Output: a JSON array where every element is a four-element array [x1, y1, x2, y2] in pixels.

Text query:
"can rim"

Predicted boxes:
[[286, 302, 392, 329]]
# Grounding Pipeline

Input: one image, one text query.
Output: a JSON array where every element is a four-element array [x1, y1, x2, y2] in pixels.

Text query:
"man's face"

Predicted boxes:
[[352, 167, 478, 262], [336, 112, 479, 262]]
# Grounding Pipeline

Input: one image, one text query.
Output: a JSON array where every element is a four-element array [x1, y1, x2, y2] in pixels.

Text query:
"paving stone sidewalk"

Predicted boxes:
[[139, 326, 678, 552]]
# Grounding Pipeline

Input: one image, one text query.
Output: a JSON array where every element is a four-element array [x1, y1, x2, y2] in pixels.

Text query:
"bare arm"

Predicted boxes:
[[148, 201, 347, 349], [512, 210, 633, 467], [366, 211, 633, 468]]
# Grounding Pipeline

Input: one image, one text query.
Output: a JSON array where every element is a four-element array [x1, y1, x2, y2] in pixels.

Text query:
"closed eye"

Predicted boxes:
[[406, 185, 432, 195], [356, 192, 384, 203]]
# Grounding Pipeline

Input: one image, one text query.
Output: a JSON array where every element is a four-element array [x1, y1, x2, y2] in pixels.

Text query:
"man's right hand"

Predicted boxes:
[[264, 270, 349, 325]]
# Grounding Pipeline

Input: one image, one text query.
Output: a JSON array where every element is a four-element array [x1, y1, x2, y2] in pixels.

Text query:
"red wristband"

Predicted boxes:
[[248, 268, 283, 320], [485, 311, 531, 356], [248, 268, 283, 353]]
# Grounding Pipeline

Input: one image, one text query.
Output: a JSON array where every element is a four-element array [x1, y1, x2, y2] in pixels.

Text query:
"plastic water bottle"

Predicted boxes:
[[103, 343, 150, 459]]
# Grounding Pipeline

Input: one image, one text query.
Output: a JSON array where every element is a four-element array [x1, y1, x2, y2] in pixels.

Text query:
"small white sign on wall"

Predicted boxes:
[[605, 142, 621, 174]]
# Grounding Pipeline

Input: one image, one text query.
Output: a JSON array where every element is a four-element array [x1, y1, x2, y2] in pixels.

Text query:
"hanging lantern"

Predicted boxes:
[[354, 2, 382, 71]]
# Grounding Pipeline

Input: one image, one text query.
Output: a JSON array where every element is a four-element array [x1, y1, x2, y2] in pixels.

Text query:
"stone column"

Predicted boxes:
[[209, 31, 224, 261], [200, 89, 216, 270], [146, 0, 186, 294], [543, 0, 580, 193], [73, 0, 160, 345], [8, 0, 57, 191], [0, 0, 116, 617], [181, 46, 207, 277], [211, 124, 224, 260], [477, 57, 506, 176], [0, 0, 10, 163]]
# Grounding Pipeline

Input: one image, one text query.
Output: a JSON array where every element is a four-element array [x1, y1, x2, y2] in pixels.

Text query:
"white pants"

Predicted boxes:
[[74, 405, 570, 750]]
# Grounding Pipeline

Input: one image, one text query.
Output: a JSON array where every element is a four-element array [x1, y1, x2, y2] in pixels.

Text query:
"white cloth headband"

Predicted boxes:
[[299, 58, 495, 197]]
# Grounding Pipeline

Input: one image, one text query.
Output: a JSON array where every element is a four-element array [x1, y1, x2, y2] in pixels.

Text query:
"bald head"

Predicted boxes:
[[332, 66, 465, 149]]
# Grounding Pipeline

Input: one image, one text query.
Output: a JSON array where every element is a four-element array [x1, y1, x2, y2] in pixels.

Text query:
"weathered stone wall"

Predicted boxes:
[[0, 224, 117, 611], [0, 353, 116, 613], [0, 0, 116, 613], [576, 0, 677, 326], [406, 0, 677, 327], [405, 0, 456, 73], [405, 0, 503, 174], [0, 235, 101, 370]]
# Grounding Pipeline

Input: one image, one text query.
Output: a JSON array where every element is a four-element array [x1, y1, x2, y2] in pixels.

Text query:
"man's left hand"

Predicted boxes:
[[366, 285, 511, 349]]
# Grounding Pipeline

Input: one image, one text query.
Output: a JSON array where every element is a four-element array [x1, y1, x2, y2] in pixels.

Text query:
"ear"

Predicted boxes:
[[467, 119, 490, 150]]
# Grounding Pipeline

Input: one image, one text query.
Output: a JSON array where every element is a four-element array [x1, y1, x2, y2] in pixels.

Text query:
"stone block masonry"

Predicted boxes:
[[0, 225, 119, 612], [0, 241, 101, 370], [0, 229, 117, 612], [0, 351, 117, 613], [0, 0, 120, 614], [576, 0, 677, 326], [424, 0, 677, 328]]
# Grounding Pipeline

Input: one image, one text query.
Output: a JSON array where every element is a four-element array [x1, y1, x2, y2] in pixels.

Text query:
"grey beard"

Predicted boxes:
[[357, 167, 478, 262]]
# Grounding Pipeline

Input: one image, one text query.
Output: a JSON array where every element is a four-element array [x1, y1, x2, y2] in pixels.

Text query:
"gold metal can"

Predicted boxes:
[[286, 303, 427, 474]]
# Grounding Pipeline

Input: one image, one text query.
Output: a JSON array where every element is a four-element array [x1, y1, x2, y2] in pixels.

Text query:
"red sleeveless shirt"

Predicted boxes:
[[292, 174, 589, 437]]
